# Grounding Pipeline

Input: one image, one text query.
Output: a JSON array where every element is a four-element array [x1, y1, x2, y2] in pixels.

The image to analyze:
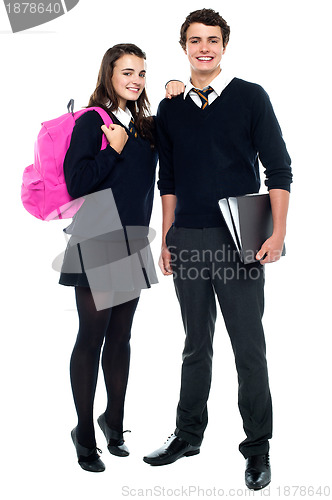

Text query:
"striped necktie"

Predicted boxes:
[[128, 118, 138, 138], [192, 86, 214, 109]]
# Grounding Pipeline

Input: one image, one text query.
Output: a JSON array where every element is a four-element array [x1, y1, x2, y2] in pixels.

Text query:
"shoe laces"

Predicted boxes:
[[164, 433, 175, 444], [123, 430, 131, 434], [80, 447, 102, 463]]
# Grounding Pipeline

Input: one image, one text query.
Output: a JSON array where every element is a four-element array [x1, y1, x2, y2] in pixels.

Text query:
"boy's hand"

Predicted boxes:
[[256, 233, 285, 264], [165, 80, 185, 99], [159, 245, 173, 275]]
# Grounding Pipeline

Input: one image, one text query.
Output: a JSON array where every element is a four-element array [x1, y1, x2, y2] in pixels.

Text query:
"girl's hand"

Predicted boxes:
[[101, 123, 128, 154]]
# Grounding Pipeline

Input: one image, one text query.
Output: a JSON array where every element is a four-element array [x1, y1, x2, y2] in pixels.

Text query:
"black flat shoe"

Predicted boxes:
[[143, 434, 200, 466], [97, 414, 130, 457], [245, 453, 271, 490], [71, 428, 105, 472]]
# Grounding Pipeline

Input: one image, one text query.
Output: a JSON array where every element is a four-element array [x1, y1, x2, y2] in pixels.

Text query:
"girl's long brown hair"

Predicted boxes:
[[88, 43, 155, 146]]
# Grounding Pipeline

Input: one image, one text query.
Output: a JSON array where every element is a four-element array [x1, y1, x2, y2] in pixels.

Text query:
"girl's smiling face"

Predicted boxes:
[[111, 54, 146, 110]]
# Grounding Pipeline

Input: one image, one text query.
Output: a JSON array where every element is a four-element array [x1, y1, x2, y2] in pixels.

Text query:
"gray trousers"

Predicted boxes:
[[166, 226, 272, 458]]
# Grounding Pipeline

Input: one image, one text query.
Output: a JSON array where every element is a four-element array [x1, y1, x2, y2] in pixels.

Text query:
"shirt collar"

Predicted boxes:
[[106, 101, 133, 128], [183, 69, 232, 99]]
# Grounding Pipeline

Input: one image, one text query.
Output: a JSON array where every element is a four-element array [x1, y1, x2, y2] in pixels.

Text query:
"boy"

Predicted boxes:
[[144, 9, 292, 491]]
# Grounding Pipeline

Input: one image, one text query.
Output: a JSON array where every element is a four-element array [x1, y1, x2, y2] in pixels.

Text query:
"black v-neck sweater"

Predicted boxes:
[[63, 110, 158, 227], [156, 77, 292, 228]]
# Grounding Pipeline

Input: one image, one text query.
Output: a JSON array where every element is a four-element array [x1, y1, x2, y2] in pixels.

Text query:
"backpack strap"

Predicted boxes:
[[89, 106, 114, 127], [89, 107, 114, 150], [72, 103, 114, 150], [67, 99, 74, 116]]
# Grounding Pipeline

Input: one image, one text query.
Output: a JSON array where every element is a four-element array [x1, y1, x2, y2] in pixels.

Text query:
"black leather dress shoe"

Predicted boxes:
[[245, 453, 271, 490], [97, 413, 130, 457], [143, 434, 200, 466], [71, 428, 105, 472]]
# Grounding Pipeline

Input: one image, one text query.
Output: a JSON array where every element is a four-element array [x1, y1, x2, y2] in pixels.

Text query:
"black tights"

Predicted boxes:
[[70, 286, 139, 448]]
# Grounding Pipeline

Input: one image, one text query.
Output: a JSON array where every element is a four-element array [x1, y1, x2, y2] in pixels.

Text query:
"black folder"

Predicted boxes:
[[218, 194, 286, 264]]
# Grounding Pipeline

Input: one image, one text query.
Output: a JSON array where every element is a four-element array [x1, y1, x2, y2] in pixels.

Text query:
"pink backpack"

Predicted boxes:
[[21, 100, 113, 221]]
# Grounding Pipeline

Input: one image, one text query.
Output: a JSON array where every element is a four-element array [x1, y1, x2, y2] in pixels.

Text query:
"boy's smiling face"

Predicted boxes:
[[184, 23, 226, 81]]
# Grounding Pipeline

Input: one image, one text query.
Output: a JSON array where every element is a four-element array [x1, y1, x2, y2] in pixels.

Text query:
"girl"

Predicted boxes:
[[59, 43, 182, 472]]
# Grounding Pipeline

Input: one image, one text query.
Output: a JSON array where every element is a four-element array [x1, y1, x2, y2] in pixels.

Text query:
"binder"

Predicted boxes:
[[218, 193, 286, 264]]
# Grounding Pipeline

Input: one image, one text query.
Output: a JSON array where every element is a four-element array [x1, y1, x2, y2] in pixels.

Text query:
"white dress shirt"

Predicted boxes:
[[106, 101, 133, 128], [112, 106, 133, 128], [184, 70, 234, 107]]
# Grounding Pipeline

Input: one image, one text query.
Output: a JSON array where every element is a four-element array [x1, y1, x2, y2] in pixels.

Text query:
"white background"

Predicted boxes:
[[0, 0, 331, 498]]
